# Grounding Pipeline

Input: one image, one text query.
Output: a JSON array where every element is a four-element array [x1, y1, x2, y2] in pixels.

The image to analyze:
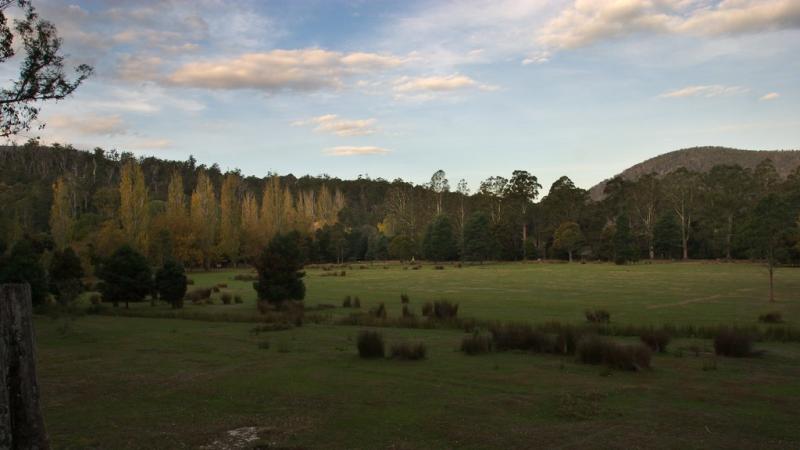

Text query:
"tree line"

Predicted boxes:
[[2, 142, 800, 274]]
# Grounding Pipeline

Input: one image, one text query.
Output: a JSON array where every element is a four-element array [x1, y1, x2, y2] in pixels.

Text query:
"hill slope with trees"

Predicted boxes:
[[590, 147, 800, 200]]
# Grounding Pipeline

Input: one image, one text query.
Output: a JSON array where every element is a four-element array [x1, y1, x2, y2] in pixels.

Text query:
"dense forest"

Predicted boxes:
[[2, 142, 800, 273]]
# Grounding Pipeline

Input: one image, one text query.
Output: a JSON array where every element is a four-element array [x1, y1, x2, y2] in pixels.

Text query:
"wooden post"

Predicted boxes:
[[1, 283, 50, 450]]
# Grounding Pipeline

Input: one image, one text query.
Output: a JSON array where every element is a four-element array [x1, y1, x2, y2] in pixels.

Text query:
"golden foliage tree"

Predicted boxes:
[[190, 170, 218, 268], [219, 172, 242, 265], [49, 176, 76, 248], [119, 159, 149, 252]]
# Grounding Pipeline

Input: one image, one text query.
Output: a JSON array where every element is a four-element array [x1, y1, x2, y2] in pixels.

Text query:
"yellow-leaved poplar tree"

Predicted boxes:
[[119, 159, 149, 252]]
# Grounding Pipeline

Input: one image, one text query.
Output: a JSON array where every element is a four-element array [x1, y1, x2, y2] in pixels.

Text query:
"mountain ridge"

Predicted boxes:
[[589, 146, 800, 200]]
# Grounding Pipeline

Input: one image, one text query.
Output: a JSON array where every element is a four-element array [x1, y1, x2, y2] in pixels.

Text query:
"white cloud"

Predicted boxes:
[[760, 92, 780, 101], [47, 114, 127, 136], [293, 115, 378, 137], [393, 74, 497, 93], [537, 0, 800, 55], [658, 85, 749, 98], [167, 49, 405, 92], [127, 138, 173, 150], [323, 146, 391, 156]]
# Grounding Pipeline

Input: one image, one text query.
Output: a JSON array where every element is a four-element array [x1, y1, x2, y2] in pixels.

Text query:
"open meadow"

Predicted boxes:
[[35, 262, 800, 449]]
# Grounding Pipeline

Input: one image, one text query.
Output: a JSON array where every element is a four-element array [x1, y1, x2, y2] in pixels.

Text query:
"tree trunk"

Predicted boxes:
[[0, 284, 50, 449], [725, 214, 733, 261], [522, 223, 527, 260], [568, 250, 573, 263], [769, 262, 775, 303]]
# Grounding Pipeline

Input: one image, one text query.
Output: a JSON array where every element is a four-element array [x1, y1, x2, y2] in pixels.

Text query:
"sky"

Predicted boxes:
[[4, 0, 800, 193]]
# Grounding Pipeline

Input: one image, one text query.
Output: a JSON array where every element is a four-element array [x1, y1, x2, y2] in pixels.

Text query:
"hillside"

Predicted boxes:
[[589, 146, 800, 200]]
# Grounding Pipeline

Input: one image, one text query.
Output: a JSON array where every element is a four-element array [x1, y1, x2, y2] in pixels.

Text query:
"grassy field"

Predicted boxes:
[[103, 261, 800, 326], [36, 262, 800, 448]]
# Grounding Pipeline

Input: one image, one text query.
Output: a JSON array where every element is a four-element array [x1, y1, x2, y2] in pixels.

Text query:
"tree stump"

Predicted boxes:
[[0, 283, 50, 450]]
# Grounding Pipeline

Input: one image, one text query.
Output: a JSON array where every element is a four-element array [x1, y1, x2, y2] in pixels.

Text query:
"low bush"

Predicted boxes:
[[257, 300, 270, 315], [390, 341, 427, 360], [211, 286, 220, 293], [340, 270, 346, 277], [221, 293, 232, 305], [89, 293, 102, 305], [432, 300, 459, 320], [491, 322, 554, 353], [353, 296, 361, 308], [714, 329, 753, 357], [402, 305, 414, 318], [357, 330, 385, 358], [576, 336, 651, 371], [234, 295, 243, 304], [585, 309, 611, 323], [233, 273, 258, 281], [421, 302, 433, 317], [186, 278, 195, 285], [639, 330, 671, 353], [400, 293, 410, 304], [758, 312, 783, 324], [258, 340, 270, 350], [217, 283, 228, 289], [342, 295, 352, 308], [370, 302, 387, 319], [461, 332, 492, 355], [434, 265, 445, 270], [185, 288, 212, 303]]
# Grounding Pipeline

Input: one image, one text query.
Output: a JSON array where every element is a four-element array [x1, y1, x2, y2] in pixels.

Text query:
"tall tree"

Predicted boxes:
[[0, 0, 92, 137], [423, 214, 458, 262], [553, 221, 584, 262], [705, 165, 753, 260], [479, 176, 507, 223], [613, 212, 636, 265], [462, 211, 492, 262], [166, 171, 186, 221], [190, 170, 217, 268], [49, 176, 75, 248], [745, 194, 795, 302], [253, 232, 306, 304], [663, 168, 700, 260], [219, 172, 242, 265], [504, 170, 541, 259], [428, 170, 449, 215], [629, 174, 660, 260], [119, 159, 149, 253]]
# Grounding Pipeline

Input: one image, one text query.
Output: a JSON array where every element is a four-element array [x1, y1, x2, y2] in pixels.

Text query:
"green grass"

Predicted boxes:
[[39, 262, 800, 448], [37, 315, 800, 449], [94, 262, 800, 327]]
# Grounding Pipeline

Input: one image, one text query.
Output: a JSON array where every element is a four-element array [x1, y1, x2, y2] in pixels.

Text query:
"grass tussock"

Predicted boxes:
[[357, 330, 385, 358], [576, 336, 651, 371], [370, 302, 387, 319], [758, 312, 783, 324], [342, 295, 352, 308], [432, 300, 459, 320], [585, 309, 610, 324], [220, 293, 232, 305], [714, 329, 754, 357], [639, 330, 671, 353], [400, 293, 410, 304], [461, 332, 492, 355], [490, 322, 554, 353], [389, 341, 427, 360]]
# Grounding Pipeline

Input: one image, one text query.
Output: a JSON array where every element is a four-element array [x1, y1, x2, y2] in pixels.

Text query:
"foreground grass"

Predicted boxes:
[[37, 315, 800, 449], [96, 262, 800, 327]]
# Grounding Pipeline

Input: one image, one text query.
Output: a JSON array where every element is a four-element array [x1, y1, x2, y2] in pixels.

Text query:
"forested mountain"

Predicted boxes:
[[590, 147, 800, 200], [2, 141, 800, 271]]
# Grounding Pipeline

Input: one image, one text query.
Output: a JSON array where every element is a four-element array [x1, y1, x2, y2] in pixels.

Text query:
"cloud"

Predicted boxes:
[[293, 115, 378, 137], [323, 146, 391, 156], [127, 138, 173, 150], [47, 114, 127, 136], [760, 92, 780, 101], [167, 49, 405, 92], [537, 0, 800, 55], [393, 74, 497, 93], [658, 85, 749, 98]]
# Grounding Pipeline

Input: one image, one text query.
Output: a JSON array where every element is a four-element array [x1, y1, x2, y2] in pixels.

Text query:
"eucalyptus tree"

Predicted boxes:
[[504, 170, 541, 259]]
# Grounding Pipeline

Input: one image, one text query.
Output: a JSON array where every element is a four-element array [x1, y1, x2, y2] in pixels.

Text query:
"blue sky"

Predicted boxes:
[[7, 0, 800, 193]]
